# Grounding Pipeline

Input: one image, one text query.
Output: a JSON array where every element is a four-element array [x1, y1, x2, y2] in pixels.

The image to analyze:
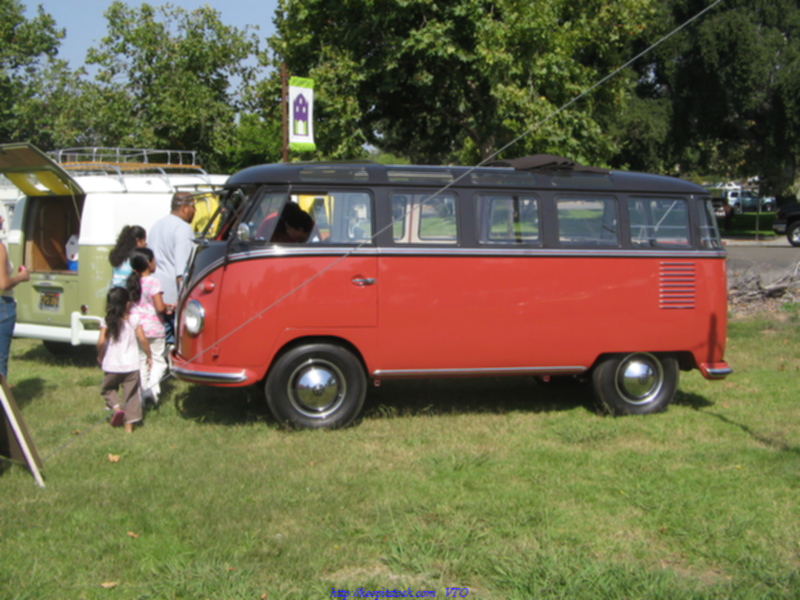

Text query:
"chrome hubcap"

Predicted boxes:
[[615, 353, 663, 405], [287, 359, 346, 418]]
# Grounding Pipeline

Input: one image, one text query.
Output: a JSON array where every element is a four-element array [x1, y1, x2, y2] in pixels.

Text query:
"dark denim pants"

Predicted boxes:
[[0, 296, 17, 379]]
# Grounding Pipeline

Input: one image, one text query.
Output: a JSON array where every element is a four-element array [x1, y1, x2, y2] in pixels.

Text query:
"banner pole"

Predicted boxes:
[[281, 63, 289, 163]]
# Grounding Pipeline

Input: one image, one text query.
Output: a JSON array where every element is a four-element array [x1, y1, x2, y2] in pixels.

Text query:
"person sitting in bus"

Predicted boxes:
[[257, 202, 316, 243]]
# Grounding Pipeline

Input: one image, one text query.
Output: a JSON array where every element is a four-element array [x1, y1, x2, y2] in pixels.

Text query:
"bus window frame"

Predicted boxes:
[[386, 188, 462, 247], [626, 195, 692, 250], [554, 193, 621, 249], [475, 191, 543, 247]]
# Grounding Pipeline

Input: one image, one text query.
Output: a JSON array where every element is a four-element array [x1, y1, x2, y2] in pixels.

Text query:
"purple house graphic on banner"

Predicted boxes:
[[293, 94, 309, 136]]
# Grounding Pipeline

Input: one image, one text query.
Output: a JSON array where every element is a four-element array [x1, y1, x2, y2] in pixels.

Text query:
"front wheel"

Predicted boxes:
[[787, 221, 800, 247], [591, 353, 679, 416], [265, 343, 366, 429]]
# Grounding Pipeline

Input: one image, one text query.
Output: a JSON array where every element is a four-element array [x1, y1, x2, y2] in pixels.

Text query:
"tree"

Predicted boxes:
[[84, 1, 262, 171], [269, 0, 655, 165], [629, 0, 800, 197], [0, 0, 64, 143]]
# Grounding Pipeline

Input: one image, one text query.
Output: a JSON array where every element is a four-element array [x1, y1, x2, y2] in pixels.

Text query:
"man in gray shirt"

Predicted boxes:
[[148, 192, 196, 345]]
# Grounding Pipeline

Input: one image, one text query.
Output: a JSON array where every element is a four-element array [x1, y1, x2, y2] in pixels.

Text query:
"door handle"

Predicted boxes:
[[351, 277, 375, 287]]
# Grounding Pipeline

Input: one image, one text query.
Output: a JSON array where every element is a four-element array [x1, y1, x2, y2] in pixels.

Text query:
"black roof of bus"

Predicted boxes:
[[226, 157, 707, 196]]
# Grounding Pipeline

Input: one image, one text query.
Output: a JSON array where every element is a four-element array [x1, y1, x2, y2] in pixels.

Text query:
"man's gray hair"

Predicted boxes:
[[171, 192, 195, 211]]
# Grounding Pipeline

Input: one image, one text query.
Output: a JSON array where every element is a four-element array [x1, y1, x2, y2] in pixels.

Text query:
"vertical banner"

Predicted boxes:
[[288, 76, 316, 152]]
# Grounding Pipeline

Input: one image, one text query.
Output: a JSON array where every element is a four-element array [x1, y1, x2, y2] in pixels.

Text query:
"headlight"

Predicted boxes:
[[183, 299, 205, 336]]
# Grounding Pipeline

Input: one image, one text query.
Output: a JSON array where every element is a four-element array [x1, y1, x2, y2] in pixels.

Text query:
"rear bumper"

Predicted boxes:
[[772, 220, 786, 234], [699, 361, 733, 380], [13, 312, 102, 345]]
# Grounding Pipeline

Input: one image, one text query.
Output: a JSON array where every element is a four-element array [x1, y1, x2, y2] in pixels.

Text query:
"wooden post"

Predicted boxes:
[[281, 63, 289, 163]]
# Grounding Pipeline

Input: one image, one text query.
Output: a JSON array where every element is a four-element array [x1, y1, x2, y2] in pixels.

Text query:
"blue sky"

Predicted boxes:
[[25, 0, 279, 70]]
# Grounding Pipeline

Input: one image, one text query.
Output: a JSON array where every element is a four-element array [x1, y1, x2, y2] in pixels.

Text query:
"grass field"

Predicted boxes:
[[1, 308, 799, 599], [722, 212, 777, 239]]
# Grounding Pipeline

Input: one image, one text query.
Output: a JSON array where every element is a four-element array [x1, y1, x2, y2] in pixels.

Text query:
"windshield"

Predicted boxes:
[[199, 186, 258, 241]]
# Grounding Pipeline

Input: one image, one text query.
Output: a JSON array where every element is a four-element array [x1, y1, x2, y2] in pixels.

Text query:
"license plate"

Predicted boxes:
[[39, 290, 60, 311]]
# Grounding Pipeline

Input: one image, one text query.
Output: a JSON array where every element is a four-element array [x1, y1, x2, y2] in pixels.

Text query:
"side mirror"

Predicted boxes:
[[237, 222, 251, 242]]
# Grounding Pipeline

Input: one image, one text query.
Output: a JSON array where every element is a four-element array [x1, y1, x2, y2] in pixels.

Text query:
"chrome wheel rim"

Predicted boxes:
[[614, 353, 664, 406], [792, 227, 800, 244], [286, 358, 346, 419]]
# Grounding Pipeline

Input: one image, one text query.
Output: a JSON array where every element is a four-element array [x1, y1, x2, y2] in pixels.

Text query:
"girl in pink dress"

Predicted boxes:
[[126, 248, 167, 406], [97, 287, 152, 433]]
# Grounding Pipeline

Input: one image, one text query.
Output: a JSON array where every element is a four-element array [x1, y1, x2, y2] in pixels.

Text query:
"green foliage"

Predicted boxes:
[[631, 0, 800, 194], [0, 0, 64, 143], [81, 1, 262, 171], [218, 112, 283, 171], [270, 0, 655, 164]]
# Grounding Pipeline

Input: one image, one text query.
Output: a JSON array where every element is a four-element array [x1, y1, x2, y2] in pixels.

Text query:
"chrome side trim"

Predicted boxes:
[[225, 246, 727, 261], [185, 245, 726, 293], [372, 366, 587, 377], [171, 366, 248, 384]]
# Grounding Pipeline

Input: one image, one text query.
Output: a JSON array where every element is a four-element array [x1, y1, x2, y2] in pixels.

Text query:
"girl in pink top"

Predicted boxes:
[[127, 248, 167, 406], [97, 287, 152, 433]]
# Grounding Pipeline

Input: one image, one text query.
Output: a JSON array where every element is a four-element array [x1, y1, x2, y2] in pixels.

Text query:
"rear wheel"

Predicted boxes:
[[265, 343, 366, 429], [787, 221, 800, 247], [592, 352, 678, 415]]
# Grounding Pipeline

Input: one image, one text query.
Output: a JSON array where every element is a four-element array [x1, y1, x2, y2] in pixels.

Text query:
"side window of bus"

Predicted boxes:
[[628, 197, 690, 248], [477, 194, 539, 245], [301, 191, 373, 244], [556, 197, 618, 246], [392, 192, 458, 244], [699, 199, 723, 249]]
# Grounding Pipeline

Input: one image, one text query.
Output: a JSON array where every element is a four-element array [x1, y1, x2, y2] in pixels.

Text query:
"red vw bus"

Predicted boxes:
[[171, 157, 732, 428]]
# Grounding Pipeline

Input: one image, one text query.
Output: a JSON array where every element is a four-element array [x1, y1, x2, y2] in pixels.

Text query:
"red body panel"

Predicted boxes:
[[175, 252, 728, 385], [177, 254, 378, 384], [374, 255, 727, 373]]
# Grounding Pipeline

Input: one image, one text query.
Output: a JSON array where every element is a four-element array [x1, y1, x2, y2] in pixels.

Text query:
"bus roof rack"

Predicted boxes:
[[488, 154, 609, 174], [48, 147, 203, 171]]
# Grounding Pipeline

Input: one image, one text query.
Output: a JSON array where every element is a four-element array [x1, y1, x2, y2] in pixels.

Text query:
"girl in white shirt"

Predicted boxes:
[[97, 287, 152, 433]]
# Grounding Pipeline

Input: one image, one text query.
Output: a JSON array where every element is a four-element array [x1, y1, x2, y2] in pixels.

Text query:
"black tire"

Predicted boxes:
[[591, 352, 679, 416], [763, 202, 775, 212], [265, 343, 366, 429], [788, 221, 800, 247]]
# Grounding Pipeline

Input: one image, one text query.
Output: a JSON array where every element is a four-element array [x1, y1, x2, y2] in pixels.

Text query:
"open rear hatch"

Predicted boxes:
[[0, 143, 87, 339]]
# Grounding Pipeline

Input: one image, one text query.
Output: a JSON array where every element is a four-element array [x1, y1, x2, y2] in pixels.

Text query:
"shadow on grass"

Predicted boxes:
[[672, 390, 714, 410], [17, 341, 96, 368], [8, 377, 46, 409], [363, 376, 593, 421], [178, 384, 272, 426], [703, 411, 800, 455], [178, 375, 596, 427]]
